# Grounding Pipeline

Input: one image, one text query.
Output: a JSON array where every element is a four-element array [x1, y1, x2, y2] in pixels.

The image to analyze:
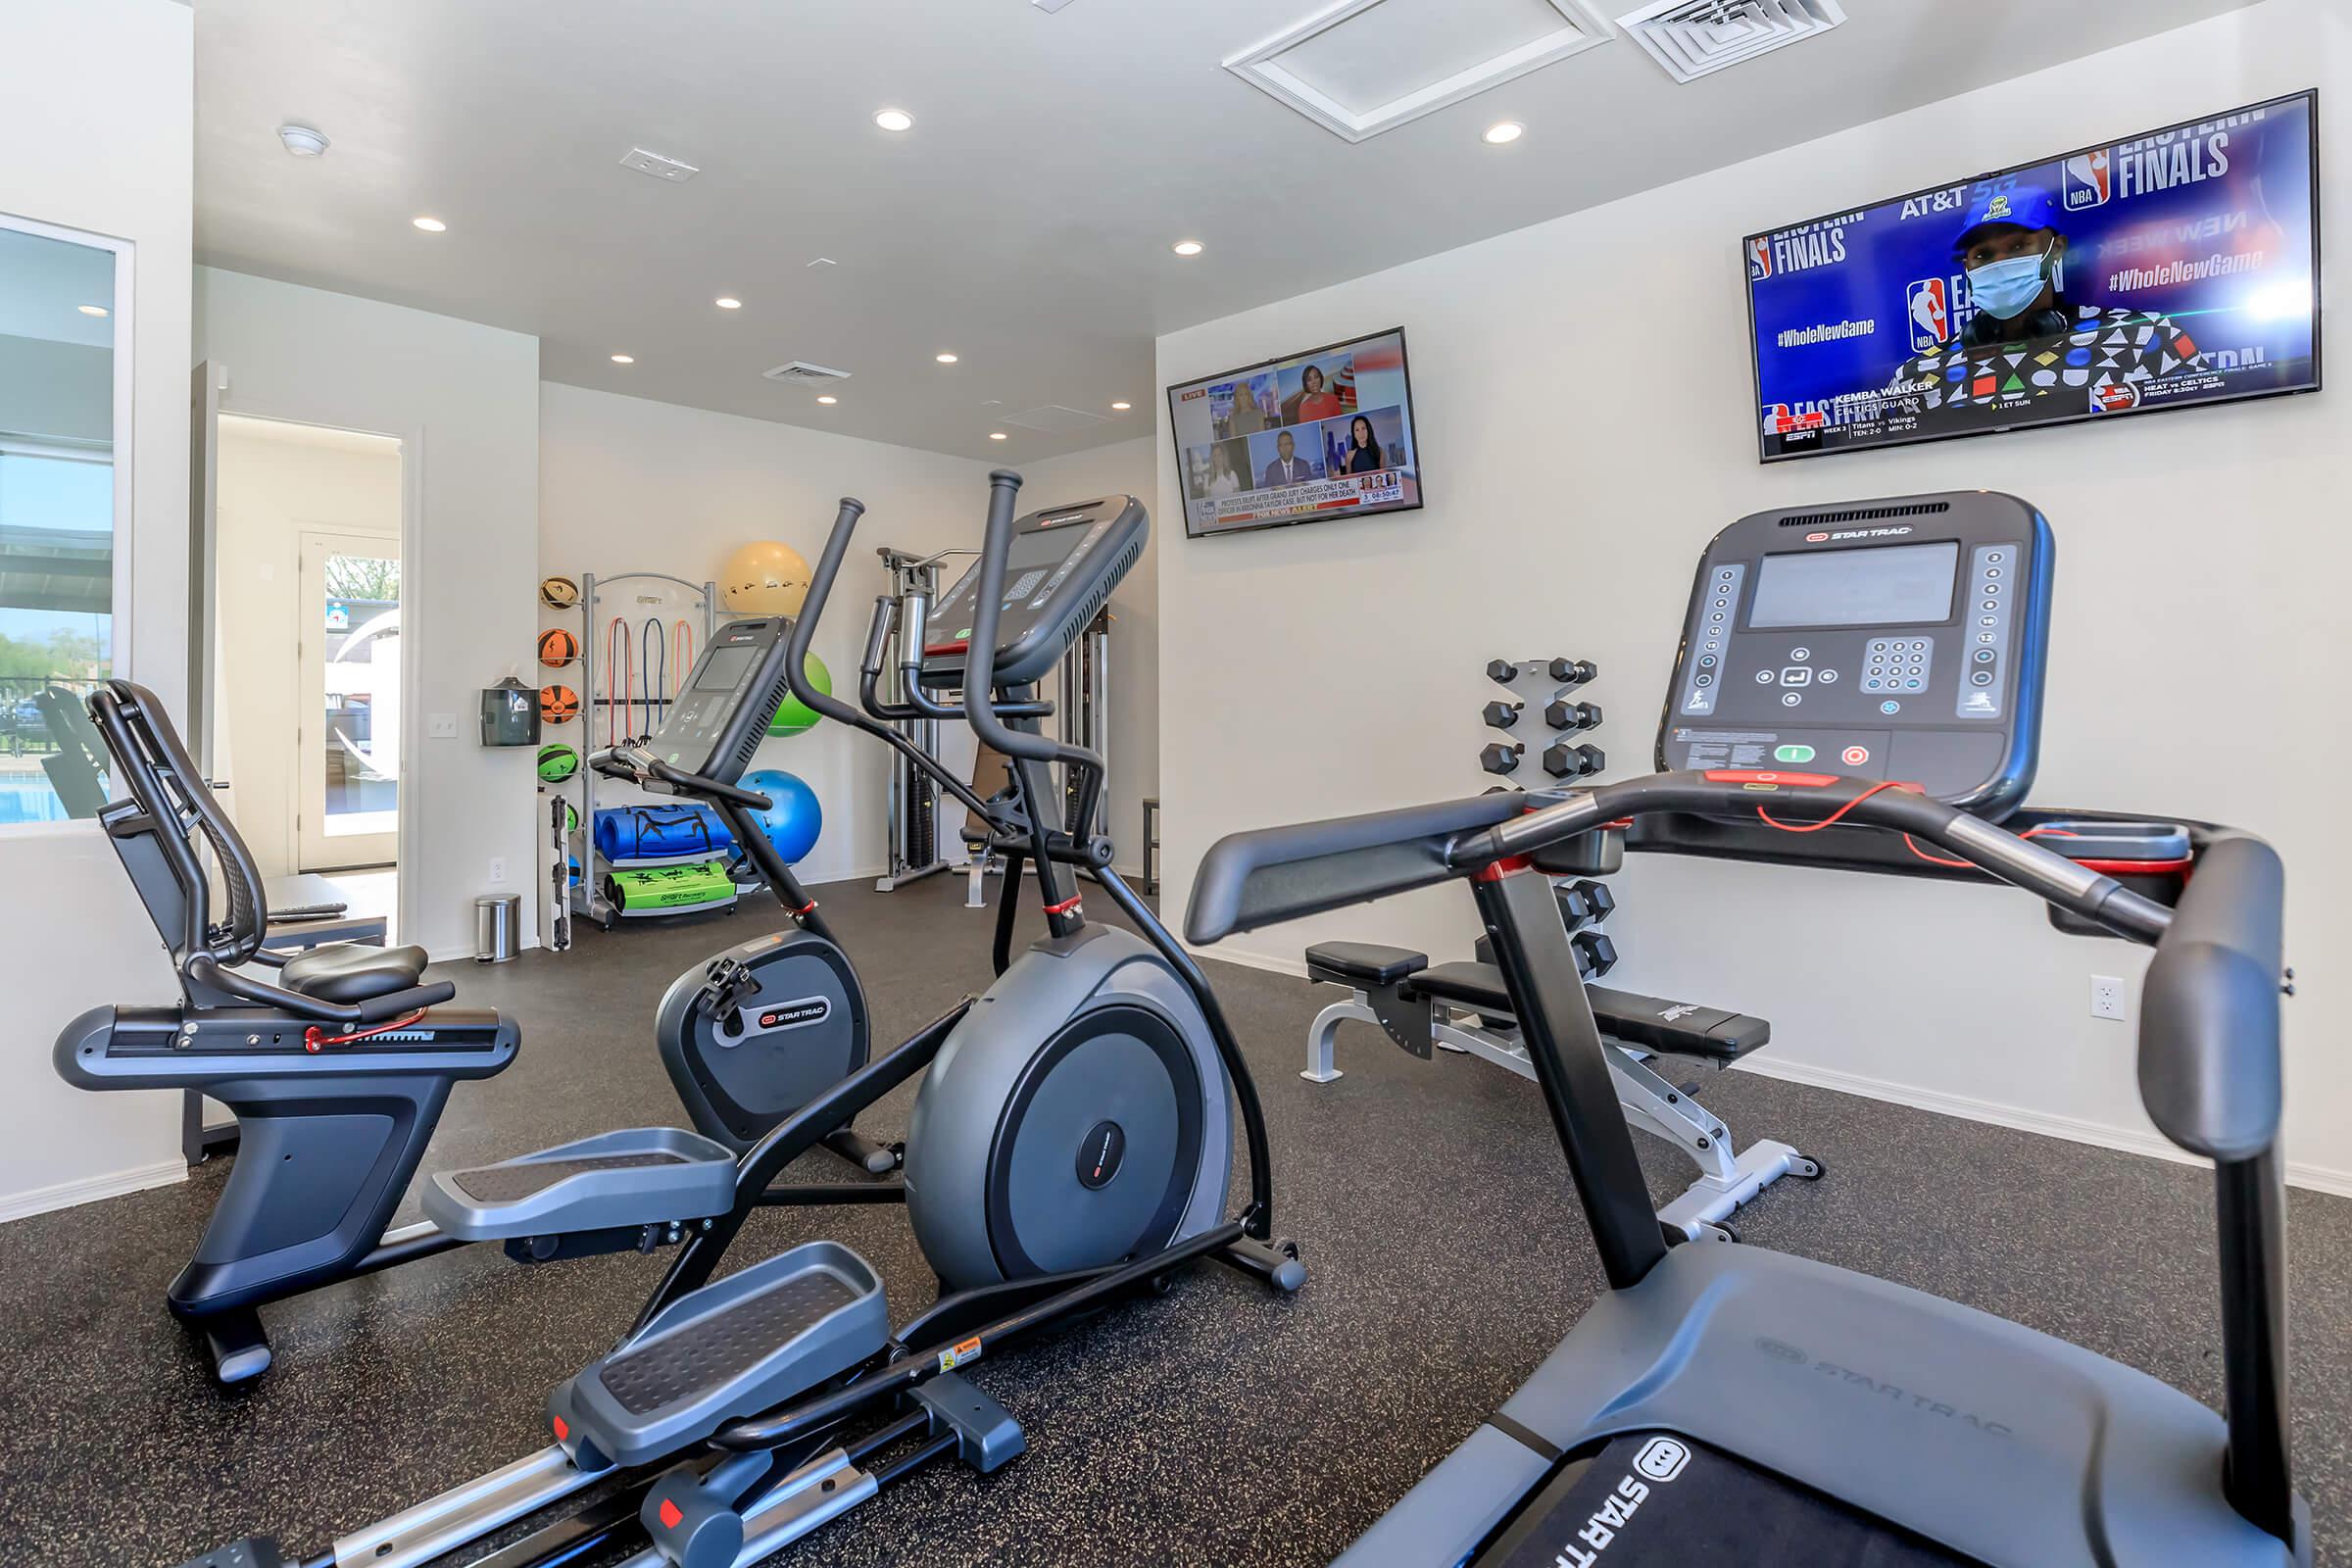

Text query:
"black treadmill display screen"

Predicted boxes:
[[693, 644, 758, 693], [1745, 541, 1959, 630]]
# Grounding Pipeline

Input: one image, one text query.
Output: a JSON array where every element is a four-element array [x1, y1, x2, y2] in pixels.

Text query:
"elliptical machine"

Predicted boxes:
[[166, 472, 1300, 1568]]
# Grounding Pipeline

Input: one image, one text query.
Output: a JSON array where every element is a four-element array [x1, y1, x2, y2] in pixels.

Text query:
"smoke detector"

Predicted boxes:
[[620, 147, 701, 183], [762, 361, 854, 388], [1616, 0, 1845, 83], [277, 123, 330, 158]]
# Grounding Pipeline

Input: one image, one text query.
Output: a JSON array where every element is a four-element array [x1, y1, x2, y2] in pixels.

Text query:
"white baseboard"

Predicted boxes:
[[0, 1157, 185, 1225], [1188, 944, 2352, 1200]]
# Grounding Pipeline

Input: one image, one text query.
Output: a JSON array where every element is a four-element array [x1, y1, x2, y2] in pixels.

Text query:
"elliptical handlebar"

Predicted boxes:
[[961, 470, 1103, 782], [787, 495, 1011, 825]]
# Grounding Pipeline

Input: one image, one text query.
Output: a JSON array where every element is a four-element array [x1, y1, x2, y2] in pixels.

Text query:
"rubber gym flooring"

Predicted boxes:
[[4, 873, 2347, 1568]]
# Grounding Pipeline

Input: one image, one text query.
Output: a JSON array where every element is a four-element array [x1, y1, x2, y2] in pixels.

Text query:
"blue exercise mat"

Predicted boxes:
[[595, 804, 736, 861]]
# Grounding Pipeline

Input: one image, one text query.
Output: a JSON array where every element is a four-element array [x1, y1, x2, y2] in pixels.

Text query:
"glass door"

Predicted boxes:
[[296, 530, 400, 869]]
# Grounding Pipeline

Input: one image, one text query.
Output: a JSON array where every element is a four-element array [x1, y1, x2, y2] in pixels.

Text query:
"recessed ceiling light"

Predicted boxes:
[[875, 109, 914, 132], [277, 123, 330, 158], [1110, 401, 1131, 412], [935, 352, 959, 365], [412, 217, 447, 232], [1172, 239, 1204, 257], [611, 354, 635, 365], [77, 304, 110, 318], [1483, 122, 1525, 145], [989, 432, 1008, 441], [715, 296, 743, 310], [816, 395, 839, 405]]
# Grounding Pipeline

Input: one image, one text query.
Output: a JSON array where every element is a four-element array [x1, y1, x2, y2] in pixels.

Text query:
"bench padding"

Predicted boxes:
[[1403, 960, 1769, 1061], [1304, 942, 1429, 988]]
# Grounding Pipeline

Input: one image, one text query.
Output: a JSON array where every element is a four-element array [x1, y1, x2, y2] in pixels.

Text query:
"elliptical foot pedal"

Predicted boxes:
[[172, 1543, 286, 1568], [552, 1241, 889, 1470], [422, 1126, 738, 1242]]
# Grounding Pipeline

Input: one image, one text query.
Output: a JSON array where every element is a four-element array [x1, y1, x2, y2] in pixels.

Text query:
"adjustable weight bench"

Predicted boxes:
[[1302, 942, 1818, 1241]]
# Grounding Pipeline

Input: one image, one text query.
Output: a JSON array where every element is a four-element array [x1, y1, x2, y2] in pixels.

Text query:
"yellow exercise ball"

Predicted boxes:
[[720, 541, 814, 616]]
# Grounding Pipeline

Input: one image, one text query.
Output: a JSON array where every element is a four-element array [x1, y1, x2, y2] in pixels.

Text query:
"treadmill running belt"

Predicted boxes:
[[1476, 1433, 1978, 1566]]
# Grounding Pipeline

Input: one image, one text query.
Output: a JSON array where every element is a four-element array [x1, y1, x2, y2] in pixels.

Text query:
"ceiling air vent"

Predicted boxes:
[[1616, 0, 1844, 83], [1227, 0, 1611, 145], [762, 361, 853, 387]]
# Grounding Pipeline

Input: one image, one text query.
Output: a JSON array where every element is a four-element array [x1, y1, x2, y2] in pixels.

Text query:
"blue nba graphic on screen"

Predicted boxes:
[[1744, 92, 2319, 462], [2064, 149, 2113, 210]]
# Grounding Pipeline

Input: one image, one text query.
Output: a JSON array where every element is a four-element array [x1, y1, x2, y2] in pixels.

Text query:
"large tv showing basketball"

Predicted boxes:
[[1745, 90, 2321, 462], [1167, 327, 1423, 538]]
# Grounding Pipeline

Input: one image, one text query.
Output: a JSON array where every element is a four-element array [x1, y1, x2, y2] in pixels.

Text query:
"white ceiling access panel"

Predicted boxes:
[[1226, 0, 1613, 144]]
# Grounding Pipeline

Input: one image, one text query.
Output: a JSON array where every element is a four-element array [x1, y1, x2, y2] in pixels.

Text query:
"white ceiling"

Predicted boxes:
[[190, 0, 2265, 462]]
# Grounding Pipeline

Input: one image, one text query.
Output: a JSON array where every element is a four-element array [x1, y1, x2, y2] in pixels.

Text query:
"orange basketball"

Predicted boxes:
[[540, 685, 580, 724], [538, 628, 580, 668]]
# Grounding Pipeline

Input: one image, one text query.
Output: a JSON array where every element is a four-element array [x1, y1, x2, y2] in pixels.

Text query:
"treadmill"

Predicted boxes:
[[1184, 491, 2305, 1567]]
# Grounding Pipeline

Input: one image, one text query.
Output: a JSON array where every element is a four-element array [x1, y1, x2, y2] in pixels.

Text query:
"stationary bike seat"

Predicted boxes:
[[280, 943, 431, 1004]]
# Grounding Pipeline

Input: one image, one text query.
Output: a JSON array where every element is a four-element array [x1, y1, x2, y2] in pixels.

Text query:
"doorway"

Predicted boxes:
[[209, 416, 404, 924]]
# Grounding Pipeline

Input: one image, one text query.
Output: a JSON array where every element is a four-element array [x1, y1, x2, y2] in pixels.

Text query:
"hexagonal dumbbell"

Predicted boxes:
[[1555, 878, 1617, 932], [1544, 698, 1602, 732], [1485, 659, 1523, 686], [1480, 742, 1526, 776], [1542, 741, 1606, 780], [1573, 930, 1619, 980], [1547, 658, 1597, 687], [1483, 700, 1525, 731]]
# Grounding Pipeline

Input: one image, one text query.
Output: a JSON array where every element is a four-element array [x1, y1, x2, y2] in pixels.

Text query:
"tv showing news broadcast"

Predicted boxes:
[[1746, 90, 2320, 463], [1168, 327, 1423, 538]]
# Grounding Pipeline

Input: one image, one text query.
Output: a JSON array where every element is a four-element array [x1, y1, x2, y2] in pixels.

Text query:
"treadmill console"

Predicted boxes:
[[1658, 491, 2051, 817], [922, 494, 1148, 689], [647, 615, 795, 786]]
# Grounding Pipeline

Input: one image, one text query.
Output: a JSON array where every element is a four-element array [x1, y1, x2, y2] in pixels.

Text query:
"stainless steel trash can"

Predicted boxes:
[[474, 893, 521, 963]]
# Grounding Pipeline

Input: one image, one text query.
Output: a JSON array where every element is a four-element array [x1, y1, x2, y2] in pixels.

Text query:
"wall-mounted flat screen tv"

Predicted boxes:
[[1167, 327, 1423, 538], [1745, 90, 2320, 462]]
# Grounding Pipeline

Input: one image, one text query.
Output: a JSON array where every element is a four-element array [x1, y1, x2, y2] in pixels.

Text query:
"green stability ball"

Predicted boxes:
[[766, 652, 832, 737]]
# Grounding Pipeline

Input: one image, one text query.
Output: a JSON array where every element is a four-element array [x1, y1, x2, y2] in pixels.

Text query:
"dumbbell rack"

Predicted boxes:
[[1479, 655, 1619, 976]]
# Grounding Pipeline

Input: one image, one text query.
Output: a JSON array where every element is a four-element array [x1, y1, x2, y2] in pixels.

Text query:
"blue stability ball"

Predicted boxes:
[[741, 769, 823, 865]]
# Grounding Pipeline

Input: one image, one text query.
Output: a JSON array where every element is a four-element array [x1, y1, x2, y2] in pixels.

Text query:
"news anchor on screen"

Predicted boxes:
[[1207, 442, 1246, 498], [1290, 364, 1345, 423], [1340, 416, 1384, 474], [1260, 430, 1321, 488]]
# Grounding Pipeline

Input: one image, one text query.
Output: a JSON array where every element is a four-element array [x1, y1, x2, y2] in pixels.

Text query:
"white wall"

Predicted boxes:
[[1016, 436, 1161, 873], [195, 268, 541, 959], [0, 0, 194, 1218], [1157, 0, 2352, 1193], [540, 383, 1018, 888], [214, 419, 403, 880]]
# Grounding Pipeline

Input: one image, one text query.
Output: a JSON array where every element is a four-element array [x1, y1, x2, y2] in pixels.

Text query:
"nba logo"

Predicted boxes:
[[1747, 236, 1773, 281], [2064, 149, 2112, 210], [1906, 277, 1951, 350]]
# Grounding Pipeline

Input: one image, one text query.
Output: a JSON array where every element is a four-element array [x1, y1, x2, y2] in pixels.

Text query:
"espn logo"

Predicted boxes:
[[1905, 277, 1952, 351], [2064, 149, 2112, 210], [1747, 236, 1773, 281], [2090, 381, 2141, 415]]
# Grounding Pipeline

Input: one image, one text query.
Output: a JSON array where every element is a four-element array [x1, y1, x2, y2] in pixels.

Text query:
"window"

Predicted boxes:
[[0, 217, 129, 825]]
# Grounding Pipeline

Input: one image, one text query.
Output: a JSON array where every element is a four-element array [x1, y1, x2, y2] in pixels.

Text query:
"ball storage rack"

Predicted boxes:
[[548, 570, 720, 932]]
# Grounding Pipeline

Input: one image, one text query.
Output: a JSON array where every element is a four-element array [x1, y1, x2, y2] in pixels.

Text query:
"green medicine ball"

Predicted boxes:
[[766, 652, 832, 737], [538, 744, 580, 782]]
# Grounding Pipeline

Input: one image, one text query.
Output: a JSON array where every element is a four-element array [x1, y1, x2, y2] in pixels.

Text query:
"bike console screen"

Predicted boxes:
[[1659, 491, 2052, 818], [649, 616, 795, 787]]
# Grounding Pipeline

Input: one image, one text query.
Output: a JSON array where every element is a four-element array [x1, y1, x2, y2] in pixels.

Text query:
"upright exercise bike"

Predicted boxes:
[[169, 472, 1301, 1568]]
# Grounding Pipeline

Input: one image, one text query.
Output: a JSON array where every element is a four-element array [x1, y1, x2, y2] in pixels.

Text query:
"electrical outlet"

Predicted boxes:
[[2089, 975, 2128, 1022], [489, 858, 509, 885]]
